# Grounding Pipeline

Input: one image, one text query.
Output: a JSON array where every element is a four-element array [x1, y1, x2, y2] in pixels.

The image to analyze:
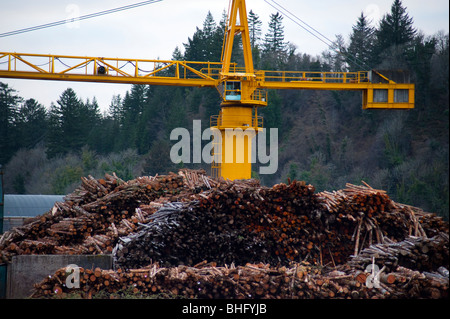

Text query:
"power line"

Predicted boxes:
[[0, 0, 163, 38], [264, 0, 372, 70], [265, 0, 335, 47], [263, 0, 333, 48]]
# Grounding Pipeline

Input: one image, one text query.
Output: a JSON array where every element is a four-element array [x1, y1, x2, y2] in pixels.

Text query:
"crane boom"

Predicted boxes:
[[0, 0, 415, 180], [0, 51, 414, 109], [0, 52, 219, 87]]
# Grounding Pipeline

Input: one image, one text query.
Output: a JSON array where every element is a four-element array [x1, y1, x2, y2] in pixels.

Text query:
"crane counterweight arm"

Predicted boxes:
[[255, 69, 414, 109]]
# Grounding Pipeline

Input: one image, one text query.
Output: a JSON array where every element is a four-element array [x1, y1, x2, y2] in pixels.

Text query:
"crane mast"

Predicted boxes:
[[213, 0, 264, 180], [0, 0, 415, 181]]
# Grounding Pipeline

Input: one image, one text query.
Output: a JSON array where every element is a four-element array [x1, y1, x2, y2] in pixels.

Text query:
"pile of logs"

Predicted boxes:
[[31, 257, 448, 299], [31, 261, 371, 299], [0, 169, 448, 299], [113, 180, 323, 268], [343, 232, 449, 298], [113, 178, 448, 269], [0, 170, 210, 263], [348, 232, 449, 273]]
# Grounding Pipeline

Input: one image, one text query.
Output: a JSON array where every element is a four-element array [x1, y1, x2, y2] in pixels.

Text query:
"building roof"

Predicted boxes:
[[3, 195, 64, 217]]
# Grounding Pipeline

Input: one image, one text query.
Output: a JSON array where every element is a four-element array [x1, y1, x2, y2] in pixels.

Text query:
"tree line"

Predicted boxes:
[[0, 0, 448, 218]]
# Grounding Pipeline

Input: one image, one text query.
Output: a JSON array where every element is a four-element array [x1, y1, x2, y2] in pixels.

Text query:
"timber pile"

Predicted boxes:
[[343, 232, 449, 298], [348, 232, 449, 273], [114, 181, 321, 268], [31, 257, 448, 299], [113, 179, 448, 269], [31, 261, 371, 299], [0, 170, 214, 263], [0, 169, 448, 298]]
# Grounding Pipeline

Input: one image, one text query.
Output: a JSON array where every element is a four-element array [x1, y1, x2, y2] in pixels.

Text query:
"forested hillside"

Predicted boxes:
[[1, 0, 448, 219]]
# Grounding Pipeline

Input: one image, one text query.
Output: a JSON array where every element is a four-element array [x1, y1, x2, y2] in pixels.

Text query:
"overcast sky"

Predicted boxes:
[[1, 0, 448, 112]]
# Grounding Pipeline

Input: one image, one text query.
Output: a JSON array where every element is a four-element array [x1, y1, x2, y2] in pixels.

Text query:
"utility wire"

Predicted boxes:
[[0, 0, 163, 38], [264, 0, 372, 70], [265, 0, 335, 48], [263, 0, 333, 48]]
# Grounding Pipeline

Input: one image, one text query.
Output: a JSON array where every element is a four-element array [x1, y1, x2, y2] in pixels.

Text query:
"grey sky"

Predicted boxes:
[[1, 0, 448, 111]]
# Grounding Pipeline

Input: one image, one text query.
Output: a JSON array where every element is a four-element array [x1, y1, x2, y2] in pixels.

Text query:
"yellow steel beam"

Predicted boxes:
[[0, 52, 414, 109], [255, 69, 414, 109], [221, 0, 254, 77], [0, 70, 218, 87], [260, 81, 414, 109], [0, 52, 220, 87], [259, 80, 414, 91]]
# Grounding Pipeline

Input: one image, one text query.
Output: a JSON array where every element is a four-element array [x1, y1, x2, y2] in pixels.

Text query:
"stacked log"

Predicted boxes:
[[316, 183, 447, 263], [0, 170, 207, 263], [0, 169, 448, 299], [2, 170, 447, 269], [31, 258, 448, 299], [113, 181, 323, 269], [113, 179, 447, 270], [31, 261, 371, 299], [348, 232, 449, 273]]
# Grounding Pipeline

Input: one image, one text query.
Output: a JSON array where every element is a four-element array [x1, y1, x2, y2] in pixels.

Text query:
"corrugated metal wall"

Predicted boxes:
[[2, 195, 64, 232]]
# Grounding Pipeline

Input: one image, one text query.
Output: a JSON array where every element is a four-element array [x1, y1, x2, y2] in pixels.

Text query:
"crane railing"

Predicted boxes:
[[0, 52, 224, 86], [210, 114, 263, 130], [0, 52, 378, 88], [257, 70, 370, 84]]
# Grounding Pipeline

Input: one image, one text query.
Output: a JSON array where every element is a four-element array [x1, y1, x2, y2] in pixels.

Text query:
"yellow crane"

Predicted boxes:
[[0, 0, 414, 180]]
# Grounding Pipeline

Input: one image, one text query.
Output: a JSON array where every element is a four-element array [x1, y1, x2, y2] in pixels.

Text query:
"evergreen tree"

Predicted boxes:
[[47, 89, 78, 157], [84, 97, 103, 152], [101, 94, 124, 153], [0, 82, 22, 164], [83, 97, 101, 130], [373, 0, 416, 66], [15, 98, 48, 149], [248, 10, 263, 67], [108, 94, 123, 124], [217, 10, 228, 45], [260, 90, 282, 133], [138, 85, 171, 154], [166, 88, 188, 131], [212, 11, 227, 62], [248, 10, 262, 48], [263, 12, 287, 54], [347, 12, 375, 70], [118, 85, 148, 151], [262, 12, 288, 69], [46, 88, 99, 158], [202, 11, 221, 61], [184, 27, 205, 61], [202, 11, 216, 38], [143, 139, 174, 176], [184, 12, 221, 62], [430, 31, 449, 96], [172, 46, 183, 60]]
